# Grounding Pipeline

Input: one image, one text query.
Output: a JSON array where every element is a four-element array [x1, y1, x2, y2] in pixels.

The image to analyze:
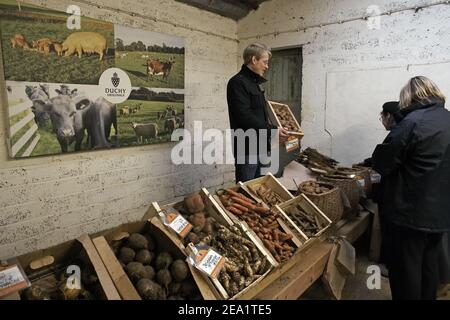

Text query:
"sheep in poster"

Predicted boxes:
[[131, 122, 158, 143]]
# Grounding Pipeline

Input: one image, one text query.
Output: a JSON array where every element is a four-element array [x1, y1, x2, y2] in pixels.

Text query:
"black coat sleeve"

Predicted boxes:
[[372, 119, 416, 177], [227, 79, 275, 131]]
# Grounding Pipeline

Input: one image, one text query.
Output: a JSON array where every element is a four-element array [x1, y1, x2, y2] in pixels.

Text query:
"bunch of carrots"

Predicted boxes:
[[218, 189, 296, 263]]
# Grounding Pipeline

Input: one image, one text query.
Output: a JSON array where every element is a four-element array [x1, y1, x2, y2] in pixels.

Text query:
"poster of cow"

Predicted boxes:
[[114, 25, 185, 89], [0, 1, 185, 158], [5, 81, 185, 158]]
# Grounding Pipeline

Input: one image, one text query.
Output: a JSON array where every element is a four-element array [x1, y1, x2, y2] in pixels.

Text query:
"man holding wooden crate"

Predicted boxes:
[[227, 43, 289, 182]]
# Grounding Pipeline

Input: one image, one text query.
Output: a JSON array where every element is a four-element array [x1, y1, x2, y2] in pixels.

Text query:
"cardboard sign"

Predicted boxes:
[[0, 264, 30, 298], [186, 244, 225, 279], [160, 207, 193, 239], [285, 136, 300, 152]]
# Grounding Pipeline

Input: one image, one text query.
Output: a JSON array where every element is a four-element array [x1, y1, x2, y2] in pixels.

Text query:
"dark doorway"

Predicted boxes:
[[265, 47, 303, 177]]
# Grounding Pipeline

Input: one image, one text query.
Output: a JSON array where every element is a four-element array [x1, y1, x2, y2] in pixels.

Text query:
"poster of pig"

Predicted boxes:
[[0, 1, 185, 158]]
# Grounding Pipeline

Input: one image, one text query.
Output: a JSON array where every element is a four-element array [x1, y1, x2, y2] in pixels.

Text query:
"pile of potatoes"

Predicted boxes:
[[299, 181, 333, 195], [171, 192, 218, 247], [273, 105, 299, 132], [111, 232, 201, 300]]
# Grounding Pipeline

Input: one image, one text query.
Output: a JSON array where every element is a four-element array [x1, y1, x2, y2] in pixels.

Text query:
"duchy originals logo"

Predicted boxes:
[[111, 72, 120, 87]]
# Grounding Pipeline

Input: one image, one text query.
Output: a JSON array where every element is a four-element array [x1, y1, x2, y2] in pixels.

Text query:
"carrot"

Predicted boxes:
[[273, 230, 280, 242], [278, 232, 293, 242], [225, 189, 255, 203], [219, 195, 231, 206], [226, 206, 243, 216], [253, 206, 270, 214], [231, 196, 256, 210], [231, 203, 249, 213]]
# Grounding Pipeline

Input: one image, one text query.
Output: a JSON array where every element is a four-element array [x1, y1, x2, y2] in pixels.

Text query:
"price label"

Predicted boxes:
[[370, 173, 381, 184], [187, 244, 225, 279], [356, 179, 365, 188], [285, 136, 299, 152], [162, 207, 193, 238], [0, 265, 29, 298]]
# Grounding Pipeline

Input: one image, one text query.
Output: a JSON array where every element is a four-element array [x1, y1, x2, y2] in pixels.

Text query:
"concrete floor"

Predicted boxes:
[[300, 235, 450, 300]]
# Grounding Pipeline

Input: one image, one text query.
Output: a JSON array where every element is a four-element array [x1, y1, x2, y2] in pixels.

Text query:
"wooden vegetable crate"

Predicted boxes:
[[149, 188, 276, 300], [91, 217, 204, 300], [209, 184, 304, 265], [266, 100, 304, 138], [275, 194, 333, 243], [240, 172, 294, 208], [13, 235, 120, 300]]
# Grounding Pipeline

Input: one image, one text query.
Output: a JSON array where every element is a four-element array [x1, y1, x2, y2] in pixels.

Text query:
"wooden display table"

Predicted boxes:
[[237, 210, 372, 300]]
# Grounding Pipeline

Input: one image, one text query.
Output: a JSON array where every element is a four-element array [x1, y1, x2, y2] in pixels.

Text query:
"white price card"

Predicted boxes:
[[0, 264, 29, 298], [186, 244, 225, 279], [162, 207, 193, 238], [285, 136, 299, 152]]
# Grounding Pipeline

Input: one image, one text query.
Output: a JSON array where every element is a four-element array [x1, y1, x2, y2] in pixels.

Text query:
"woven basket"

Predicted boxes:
[[334, 166, 372, 198], [298, 181, 344, 222], [318, 174, 361, 217]]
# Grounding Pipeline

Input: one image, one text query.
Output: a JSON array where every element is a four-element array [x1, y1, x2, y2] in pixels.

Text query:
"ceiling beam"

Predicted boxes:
[[175, 0, 266, 20]]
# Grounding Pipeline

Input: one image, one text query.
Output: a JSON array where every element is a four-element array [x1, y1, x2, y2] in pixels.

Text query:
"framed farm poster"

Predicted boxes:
[[0, 0, 185, 158]]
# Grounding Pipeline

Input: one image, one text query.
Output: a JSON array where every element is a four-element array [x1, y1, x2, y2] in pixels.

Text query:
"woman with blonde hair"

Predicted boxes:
[[372, 76, 450, 300]]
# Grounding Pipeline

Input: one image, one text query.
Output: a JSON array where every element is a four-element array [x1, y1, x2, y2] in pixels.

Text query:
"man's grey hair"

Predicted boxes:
[[243, 43, 272, 65]]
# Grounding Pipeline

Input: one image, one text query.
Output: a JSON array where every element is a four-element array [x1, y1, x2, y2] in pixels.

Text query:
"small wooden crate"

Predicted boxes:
[[149, 188, 276, 300], [14, 235, 120, 300], [266, 100, 304, 138], [240, 173, 294, 208], [276, 194, 333, 242], [208, 184, 305, 265]]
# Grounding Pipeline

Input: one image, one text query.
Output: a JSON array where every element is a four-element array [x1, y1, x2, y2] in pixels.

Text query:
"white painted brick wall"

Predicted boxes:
[[0, 0, 237, 259], [7, 0, 444, 259], [238, 0, 450, 164]]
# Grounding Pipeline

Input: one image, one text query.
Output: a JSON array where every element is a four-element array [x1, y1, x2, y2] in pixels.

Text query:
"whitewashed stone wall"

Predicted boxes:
[[238, 0, 450, 165], [0, 0, 237, 259]]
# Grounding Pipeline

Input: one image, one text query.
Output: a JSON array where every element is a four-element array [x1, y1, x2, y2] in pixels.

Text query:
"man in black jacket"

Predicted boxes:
[[227, 43, 288, 182], [372, 76, 450, 300]]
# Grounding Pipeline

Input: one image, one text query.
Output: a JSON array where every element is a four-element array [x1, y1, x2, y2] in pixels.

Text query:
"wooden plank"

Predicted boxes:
[[236, 235, 322, 300], [78, 234, 121, 300], [251, 210, 372, 300], [92, 236, 141, 300], [10, 112, 34, 136], [254, 241, 332, 300], [335, 211, 371, 243], [11, 124, 37, 157], [22, 134, 40, 157], [9, 101, 31, 117], [241, 173, 294, 208]]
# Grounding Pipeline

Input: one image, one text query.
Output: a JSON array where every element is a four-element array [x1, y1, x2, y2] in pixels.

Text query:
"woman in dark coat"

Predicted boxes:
[[372, 76, 450, 300]]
